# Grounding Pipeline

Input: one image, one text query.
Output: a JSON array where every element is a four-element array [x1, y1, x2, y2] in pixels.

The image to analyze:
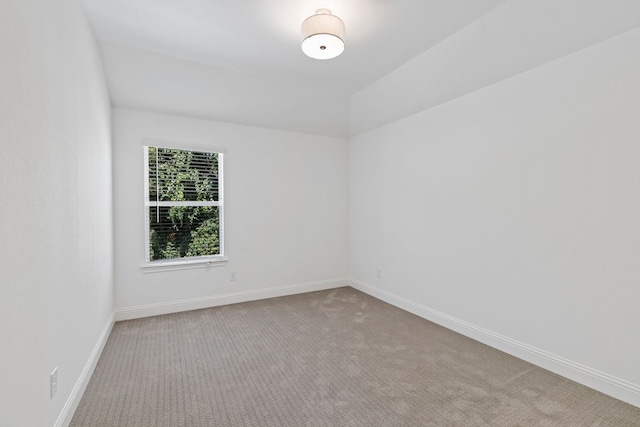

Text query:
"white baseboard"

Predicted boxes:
[[349, 278, 640, 408], [55, 312, 115, 427], [115, 278, 349, 321]]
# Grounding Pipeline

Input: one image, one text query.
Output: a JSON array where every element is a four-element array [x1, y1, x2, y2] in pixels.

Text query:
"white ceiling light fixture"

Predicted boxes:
[[301, 8, 345, 60]]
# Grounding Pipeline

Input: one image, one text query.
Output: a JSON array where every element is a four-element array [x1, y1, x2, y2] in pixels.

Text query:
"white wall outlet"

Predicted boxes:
[[50, 368, 58, 399], [230, 272, 237, 281], [376, 269, 382, 278]]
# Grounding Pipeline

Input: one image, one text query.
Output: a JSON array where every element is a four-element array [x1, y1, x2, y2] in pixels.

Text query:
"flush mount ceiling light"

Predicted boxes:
[[301, 8, 345, 60]]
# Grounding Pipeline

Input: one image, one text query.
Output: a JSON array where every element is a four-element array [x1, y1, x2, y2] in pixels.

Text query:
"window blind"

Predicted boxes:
[[144, 146, 223, 262]]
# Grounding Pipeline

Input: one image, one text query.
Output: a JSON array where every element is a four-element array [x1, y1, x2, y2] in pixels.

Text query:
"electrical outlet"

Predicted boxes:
[[376, 269, 382, 278], [230, 272, 237, 281], [50, 368, 58, 399]]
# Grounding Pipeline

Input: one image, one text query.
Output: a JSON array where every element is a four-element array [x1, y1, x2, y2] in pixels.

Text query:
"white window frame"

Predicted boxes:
[[141, 141, 226, 273]]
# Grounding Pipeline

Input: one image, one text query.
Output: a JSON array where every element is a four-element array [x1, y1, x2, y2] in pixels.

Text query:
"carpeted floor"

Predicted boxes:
[[71, 287, 640, 426]]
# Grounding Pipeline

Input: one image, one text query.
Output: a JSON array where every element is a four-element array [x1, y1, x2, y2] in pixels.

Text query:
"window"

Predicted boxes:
[[143, 145, 224, 267]]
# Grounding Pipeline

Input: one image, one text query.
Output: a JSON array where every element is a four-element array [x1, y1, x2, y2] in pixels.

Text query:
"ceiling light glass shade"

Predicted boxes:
[[301, 9, 345, 60]]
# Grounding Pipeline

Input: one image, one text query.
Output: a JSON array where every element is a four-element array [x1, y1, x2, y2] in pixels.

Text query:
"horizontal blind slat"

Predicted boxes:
[[145, 201, 222, 207]]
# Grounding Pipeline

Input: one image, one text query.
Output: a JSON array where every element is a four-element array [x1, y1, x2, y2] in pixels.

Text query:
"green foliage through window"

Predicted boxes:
[[145, 146, 222, 261]]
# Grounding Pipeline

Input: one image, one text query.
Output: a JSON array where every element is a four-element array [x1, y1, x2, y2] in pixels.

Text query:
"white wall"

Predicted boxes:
[[113, 108, 348, 317], [349, 27, 640, 405], [0, 0, 113, 426]]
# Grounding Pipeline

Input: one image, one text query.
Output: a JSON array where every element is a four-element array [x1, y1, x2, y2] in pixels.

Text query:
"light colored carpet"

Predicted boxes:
[[71, 287, 640, 426]]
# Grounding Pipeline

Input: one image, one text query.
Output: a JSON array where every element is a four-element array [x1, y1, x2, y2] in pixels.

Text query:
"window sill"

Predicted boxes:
[[141, 257, 228, 273]]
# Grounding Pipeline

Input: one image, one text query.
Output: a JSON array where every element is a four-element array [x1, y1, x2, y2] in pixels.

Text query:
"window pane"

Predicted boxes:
[[148, 147, 219, 203], [149, 205, 220, 261]]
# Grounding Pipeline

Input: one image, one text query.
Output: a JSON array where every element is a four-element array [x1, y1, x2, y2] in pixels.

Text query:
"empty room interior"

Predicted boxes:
[[2, 0, 640, 425]]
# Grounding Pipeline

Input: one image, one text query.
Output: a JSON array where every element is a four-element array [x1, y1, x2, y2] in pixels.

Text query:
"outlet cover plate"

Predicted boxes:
[[50, 368, 58, 399]]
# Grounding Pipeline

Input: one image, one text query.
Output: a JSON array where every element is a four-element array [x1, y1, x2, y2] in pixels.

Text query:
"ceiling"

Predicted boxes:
[[81, 0, 640, 137]]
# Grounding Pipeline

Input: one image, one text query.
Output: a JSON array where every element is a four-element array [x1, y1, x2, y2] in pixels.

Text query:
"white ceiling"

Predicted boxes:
[[81, 0, 505, 93], [81, 0, 640, 137]]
